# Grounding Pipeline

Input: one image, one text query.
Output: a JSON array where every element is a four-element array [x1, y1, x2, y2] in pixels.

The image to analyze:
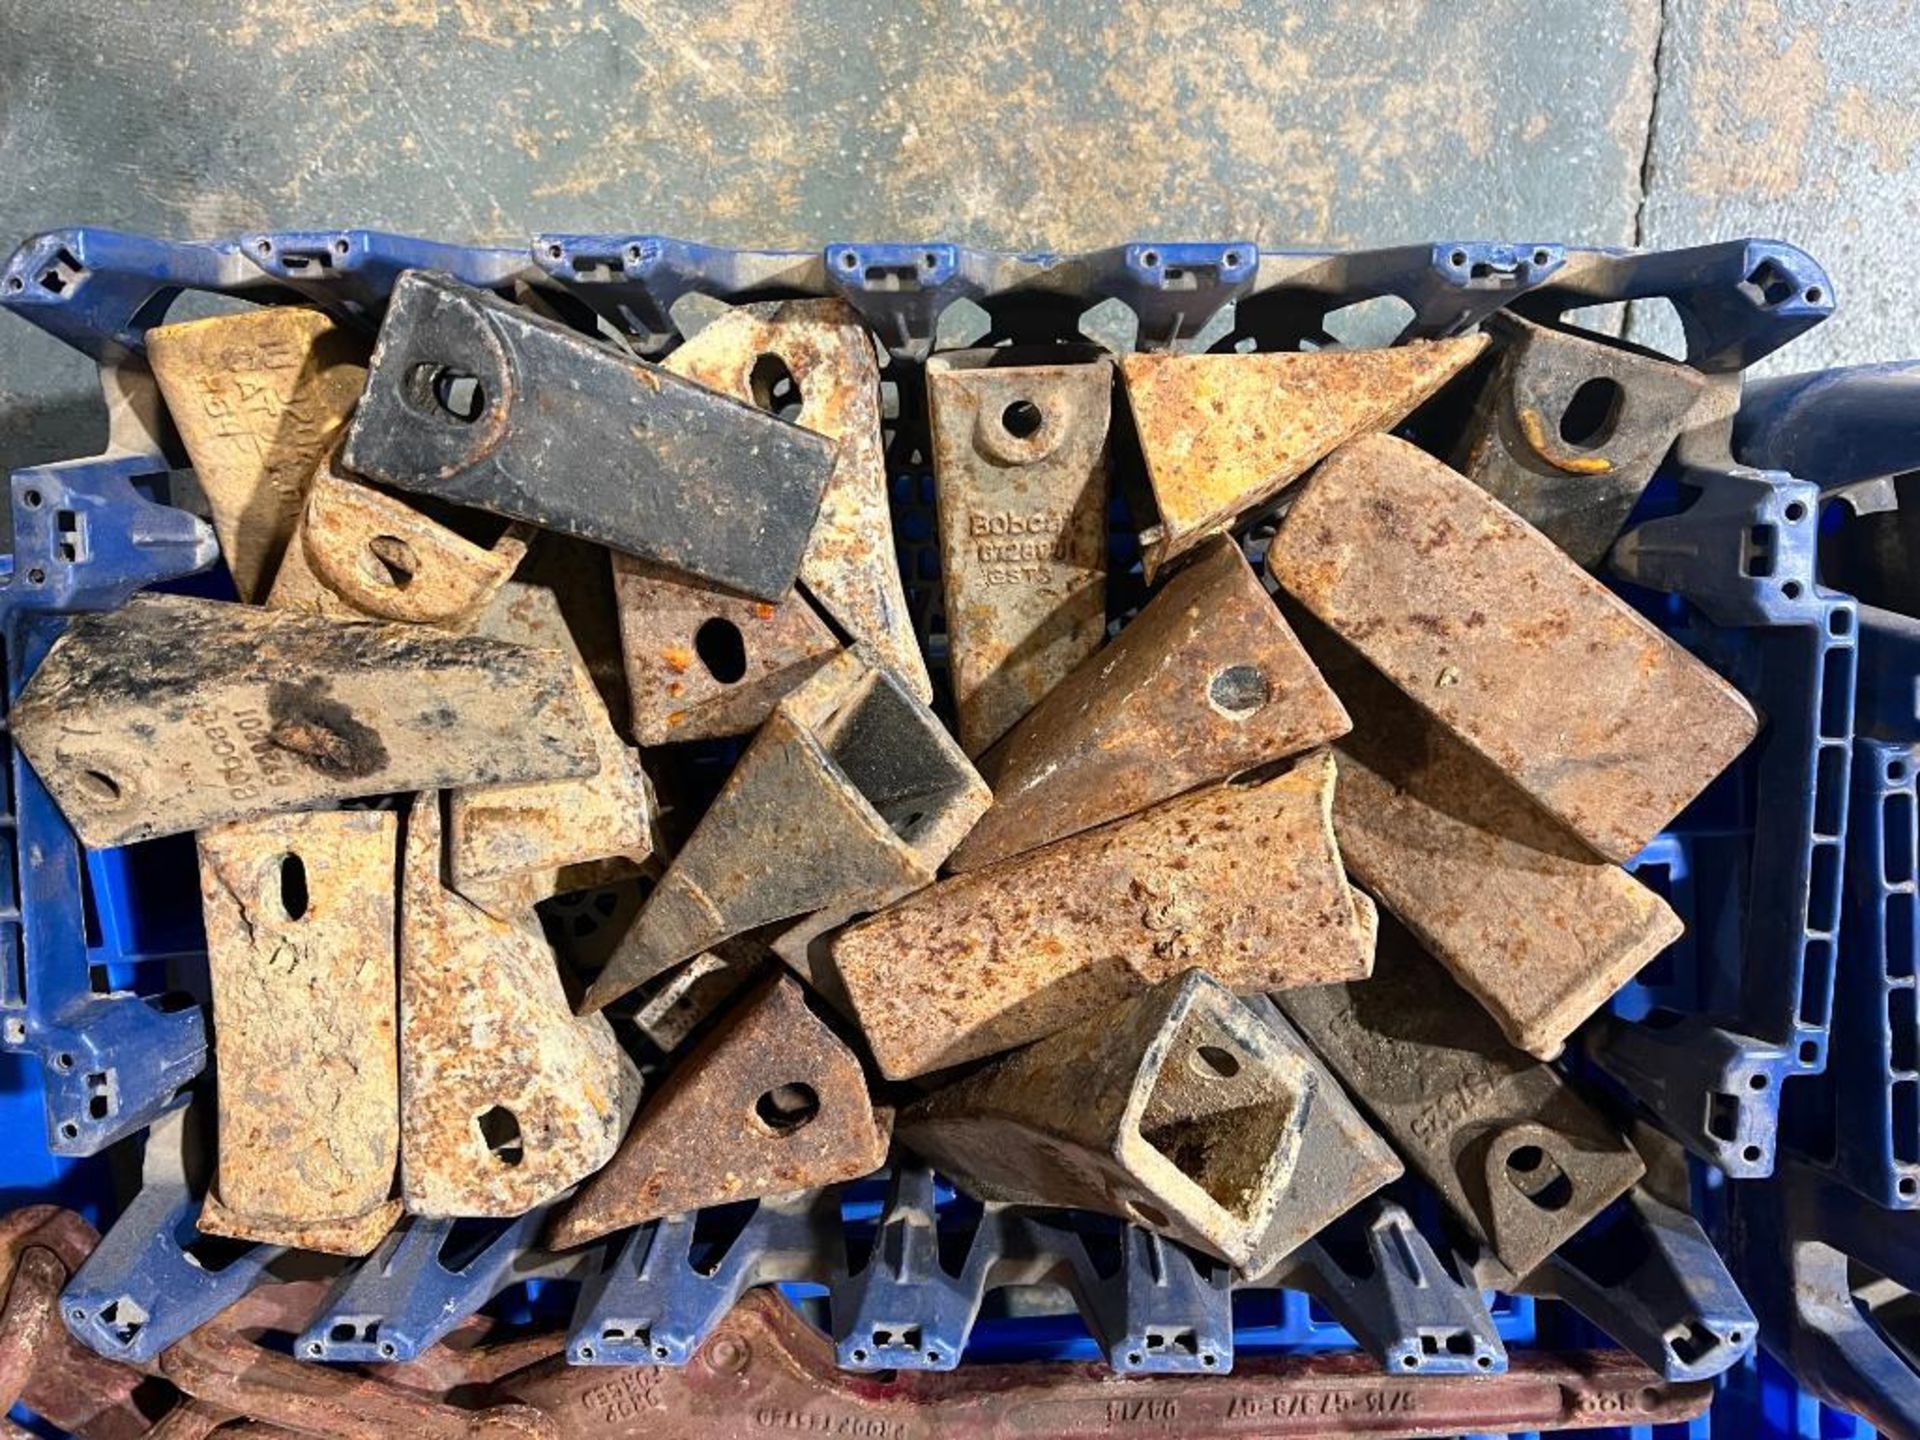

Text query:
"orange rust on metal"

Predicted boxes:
[[611, 554, 840, 745], [400, 794, 633, 1219], [1265, 433, 1760, 864], [11, 595, 598, 849], [949, 534, 1350, 873], [449, 580, 654, 894], [147, 307, 370, 601], [927, 345, 1112, 755], [550, 974, 890, 1249], [195, 811, 403, 1256], [1121, 336, 1487, 578], [632, 940, 770, 1056], [835, 751, 1374, 1080], [900, 970, 1315, 1269], [580, 651, 989, 1014], [663, 297, 931, 701], [266, 459, 529, 630], [1311, 624, 1684, 1059]]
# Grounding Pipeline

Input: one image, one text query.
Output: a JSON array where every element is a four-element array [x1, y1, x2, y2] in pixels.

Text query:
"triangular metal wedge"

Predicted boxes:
[[664, 298, 931, 701], [950, 533, 1351, 872], [550, 973, 890, 1249], [1122, 335, 1486, 577], [579, 651, 990, 1014]]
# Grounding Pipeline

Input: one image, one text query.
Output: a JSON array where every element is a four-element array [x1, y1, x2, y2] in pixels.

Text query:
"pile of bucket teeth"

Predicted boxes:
[[17, 269, 1757, 1336]]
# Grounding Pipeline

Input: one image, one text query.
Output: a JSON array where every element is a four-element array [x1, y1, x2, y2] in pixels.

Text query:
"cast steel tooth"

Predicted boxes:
[[837, 751, 1374, 1080], [265, 458, 529, 630], [950, 534, 1350, 872], [613, 555, 840, 744], [339, 269, 835, 602], [1122, 336, 1487, 578], [551, 974, 889, 1249], [10, 594, 598, 848], [449, 579, 654, 894], [1278, 917, 1646, 1279], [662, 297, 930, 699], [1313, 620, 1684, 1059], [580, 651, 989, 1014], [927, 345, 1112, 754], [899, 970, 1316, 1270], [147, 306, 369, 600], [1266, 432, 1758, 863], [195, 810, 402, 1255], [1455, 312, 1707, 568], [400, 793, 632, 1218]]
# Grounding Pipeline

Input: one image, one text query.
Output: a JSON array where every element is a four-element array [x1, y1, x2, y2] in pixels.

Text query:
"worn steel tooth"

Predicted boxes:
[[1306, 618, 1684, 1059], [898, 969, 1317, 1270], [1267, 432, 1759, 864], [194, 810, 402, 1256], [147, 307, 370, 601], [837, 750, 1374, 1080], [449, 579, 654, 894], [951, 534, 1350, 873], [927, 345, 1112, 755], [579, 650, 989, 1014], [1454, 312, 1707, 568], [630, 941, 769, 1057], [400, 793, 633, 1218], [339, 270, 835, 603], [265, 458, 529, 630], [10, 594, 597, 849], [661, 297, 931, 700], [550, 974, 889, 1249], [612, 554, 840, 745], [1122, 336, 1487, 578], [1278, 916, 1645, 1280]]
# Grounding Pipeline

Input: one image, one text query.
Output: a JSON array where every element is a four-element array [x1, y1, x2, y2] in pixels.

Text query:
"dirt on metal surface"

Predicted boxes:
[[1265, 432, 1758, 864], [11, 594, 598, 848], [927, 346, 1112, 755], [195, 810, 402, 1255], [266, 459, 529, 629], [837, 751, 1375, 1080], [147, 307, 370, 601], [663, 297, 931, 701], [1122, 337, 1486, 578], [581, 651, 989, 1013], [899, 970, 1315, 1269], [400, 793, 634, 1219], [1278, 920, 1645, 1280], [1452, 313, 1707, 569], [951, 534, 1351, 872], [550, 974, 890, 1249]]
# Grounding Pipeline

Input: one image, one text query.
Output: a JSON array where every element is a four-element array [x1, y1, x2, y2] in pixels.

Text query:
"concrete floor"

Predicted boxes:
[[0, 0, 1911, 476]]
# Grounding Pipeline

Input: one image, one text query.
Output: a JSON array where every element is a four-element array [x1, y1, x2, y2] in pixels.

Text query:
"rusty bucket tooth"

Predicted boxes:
[[400, 793, 632, 1218], [1121, 335, 1487, 579], [1454, 313, 1708, 569], [580, 651, 990, 1014], [1278, 918, 1646, 1280], [339, 270, 836, 603], [836, 750, 1375, 1081], [1315, 622, 1683, 1059], [550, 973, 889, 1248], [448, 580, 655, 894], [1266, 432, 1759, 864], [613, 555, 841, 745], [10, 594, 598, 849], [147, 307, 370, 601], [663, 297, 931, 702], [927, 345, 1112, 755], [898, 969, 1316, 1270], [195, 811, 402, 1256], [950, 534, 1351, 873], [266, 458, 528, 630]]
